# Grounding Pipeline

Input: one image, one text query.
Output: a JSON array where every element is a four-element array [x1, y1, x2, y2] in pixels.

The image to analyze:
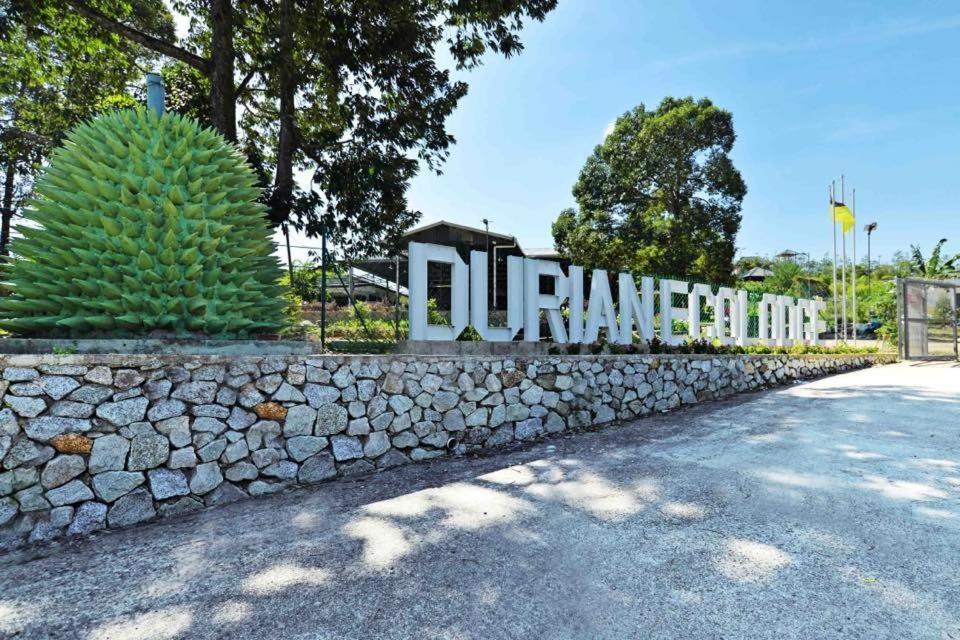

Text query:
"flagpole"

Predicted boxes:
[[840, 174, 848, 341], [831, 182, 839, 342], [852, 188, 858, 345]]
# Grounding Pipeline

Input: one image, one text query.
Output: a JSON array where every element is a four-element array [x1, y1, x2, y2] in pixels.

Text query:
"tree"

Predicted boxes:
[[932, 294, 955, 326], [552, 97, 746, 284], [909, 238, 959, 278], [734, 255, 771, 273], [0, 0, 174, 255], [765, 259, 804, 296], [11, 0, 558, 256]]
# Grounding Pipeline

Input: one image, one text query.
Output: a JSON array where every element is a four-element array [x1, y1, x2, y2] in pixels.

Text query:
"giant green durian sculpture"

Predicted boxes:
[[0, 108, 287, 337]]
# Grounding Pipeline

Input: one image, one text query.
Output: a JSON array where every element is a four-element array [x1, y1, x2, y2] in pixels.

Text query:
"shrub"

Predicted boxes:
[[632, 338, 874, 356], [427, 298, 449, 326], [456, 325, 483, 341], [280, 262, 334, 302], [876, 321, 897, 344], [0, 108, 286, 337]]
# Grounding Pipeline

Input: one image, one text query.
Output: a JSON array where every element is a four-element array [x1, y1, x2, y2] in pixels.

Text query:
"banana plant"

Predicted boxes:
[[910, 239, 960, 279]]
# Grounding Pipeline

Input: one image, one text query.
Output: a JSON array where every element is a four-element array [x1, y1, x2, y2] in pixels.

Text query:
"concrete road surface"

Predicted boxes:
[[1, 362, 958, 639]]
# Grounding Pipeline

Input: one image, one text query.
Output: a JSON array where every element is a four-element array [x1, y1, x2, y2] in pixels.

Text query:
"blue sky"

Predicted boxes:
[[265, 0, 960, 266], [397, 0, 960, 266]]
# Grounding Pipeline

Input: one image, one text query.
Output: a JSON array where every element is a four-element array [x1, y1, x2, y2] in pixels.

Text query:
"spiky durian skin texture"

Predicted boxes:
[[0, 108, 287, 337]]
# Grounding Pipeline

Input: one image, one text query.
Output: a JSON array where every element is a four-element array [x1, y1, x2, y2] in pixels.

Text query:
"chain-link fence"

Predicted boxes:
[[285, 253, 407, 353], [897, 277, 959, 360]]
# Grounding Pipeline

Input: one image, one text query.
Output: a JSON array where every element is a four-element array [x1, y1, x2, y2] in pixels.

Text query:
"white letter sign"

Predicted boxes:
[[408, 242, 469, 341], [406, 242, 825, 347]]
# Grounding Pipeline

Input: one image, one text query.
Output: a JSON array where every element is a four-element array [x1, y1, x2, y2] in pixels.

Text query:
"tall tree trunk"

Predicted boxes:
[[269, 0, 296, 226], [1, 163, 15, 258], [209, 0, 237, 141]]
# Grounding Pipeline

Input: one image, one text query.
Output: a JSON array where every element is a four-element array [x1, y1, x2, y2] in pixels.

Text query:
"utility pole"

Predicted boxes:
[[482, 218, 491, 314], [864, 222, 878, 319], [830, 182, 839, 340], [394, 254, 401, 341], [852, 188, 858, 344], [146, 72, 165, 115], [320, 226, 327, 349], [282, 223, 295, 285], [840, 174, 847, 341]]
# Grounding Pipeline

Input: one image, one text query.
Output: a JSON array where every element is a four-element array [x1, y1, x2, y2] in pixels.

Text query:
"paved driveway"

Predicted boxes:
[[1, 362, 958, 639]]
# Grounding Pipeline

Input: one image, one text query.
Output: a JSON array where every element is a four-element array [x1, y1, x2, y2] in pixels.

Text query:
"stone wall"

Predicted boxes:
[[0, 352, 893, 551]]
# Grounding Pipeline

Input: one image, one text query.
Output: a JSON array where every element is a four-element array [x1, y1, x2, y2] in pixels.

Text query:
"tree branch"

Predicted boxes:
[[236, 68, 259, 97], [0, 128, 53, 146], [64, 0, 210, 72], [297, 131, 356, 159]]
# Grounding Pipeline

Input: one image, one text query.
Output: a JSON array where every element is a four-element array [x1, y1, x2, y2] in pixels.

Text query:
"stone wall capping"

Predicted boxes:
[[0, 339, 324, 357], [0, 351, 888, 367], [0, 351, 895, 552]]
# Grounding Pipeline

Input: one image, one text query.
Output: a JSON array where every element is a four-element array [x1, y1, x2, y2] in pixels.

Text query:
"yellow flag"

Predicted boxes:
[[831, 203, 855, 234]]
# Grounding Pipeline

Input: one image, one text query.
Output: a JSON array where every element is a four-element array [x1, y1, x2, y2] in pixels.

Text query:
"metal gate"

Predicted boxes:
[[898, 277, 959, 360]]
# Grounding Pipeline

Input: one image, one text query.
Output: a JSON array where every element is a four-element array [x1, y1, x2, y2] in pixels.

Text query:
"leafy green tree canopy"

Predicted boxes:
[[552, 97, 747, 284], [9, 0, 558, 257], [0, 0, 174, 254]]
